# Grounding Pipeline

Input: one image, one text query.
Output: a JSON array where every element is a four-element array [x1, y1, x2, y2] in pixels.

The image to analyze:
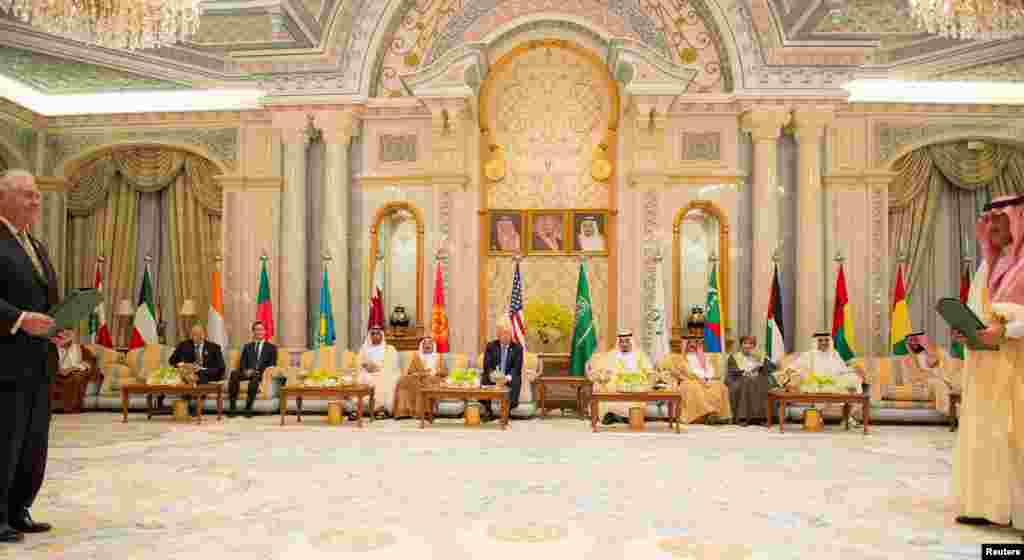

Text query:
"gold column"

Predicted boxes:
[[741, 108, 790, 332], [792, 109, 834, 344]]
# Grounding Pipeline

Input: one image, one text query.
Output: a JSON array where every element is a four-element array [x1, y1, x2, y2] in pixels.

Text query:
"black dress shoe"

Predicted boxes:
[[10, 511, 50, 533], [955, 516, 992, 526], [0, 525, 23, 543], [602, 412, 617, 425]]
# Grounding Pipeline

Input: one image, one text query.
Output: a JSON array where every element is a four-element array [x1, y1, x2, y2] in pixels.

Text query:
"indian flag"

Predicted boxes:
[[765, 263, 785, 363], [831, 263, 857, 362], [890, 263, 912, 355], [208, 264, 228, 347], [129, 263, 158, 349]]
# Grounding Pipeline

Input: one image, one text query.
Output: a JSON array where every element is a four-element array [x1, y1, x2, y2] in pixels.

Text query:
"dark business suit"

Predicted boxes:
[[0, 225, 59, 528], [168, 339, 226, 383], [228, 340, 277, 411], [482, 340, 524, 412]]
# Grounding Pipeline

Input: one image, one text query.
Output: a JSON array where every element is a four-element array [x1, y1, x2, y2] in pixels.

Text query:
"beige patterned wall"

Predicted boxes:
[[481, 42, 614, 345]]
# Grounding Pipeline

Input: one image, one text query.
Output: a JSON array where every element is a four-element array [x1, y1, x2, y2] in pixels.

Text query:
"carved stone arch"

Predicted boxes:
[[369, 201, 426, 329], [671, 199, 730, 347], [57, 140, 231, 181]]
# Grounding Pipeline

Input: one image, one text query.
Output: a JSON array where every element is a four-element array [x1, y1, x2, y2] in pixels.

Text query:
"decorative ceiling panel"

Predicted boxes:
[[0, 46, 186, 94], [191, 14, 278, 44], [928, 57, 1024, 82], [302, 0, 325, 20], [812, 0, 917, 34]]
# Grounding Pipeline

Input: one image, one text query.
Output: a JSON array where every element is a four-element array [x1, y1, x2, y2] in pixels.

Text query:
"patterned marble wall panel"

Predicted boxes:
[[46, 127, 239, 176], [362, 119, 430, 176], [828, 118, 868, 174], [668, 115, 739, 170]]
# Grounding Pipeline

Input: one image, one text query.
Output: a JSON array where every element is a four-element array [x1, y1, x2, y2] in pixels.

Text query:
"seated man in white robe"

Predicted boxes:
[[356, 326, 401, 419], [587, 331, 653, 425], [901, 331, 959, 416], [783, 332, 865, 423]]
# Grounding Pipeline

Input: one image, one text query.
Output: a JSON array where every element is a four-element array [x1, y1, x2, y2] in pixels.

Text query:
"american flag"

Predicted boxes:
[[509, 260, 527, 349]]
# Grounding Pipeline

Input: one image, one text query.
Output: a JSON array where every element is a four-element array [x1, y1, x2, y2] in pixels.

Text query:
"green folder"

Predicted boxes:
[[935, 297, 999, 351], [46, 289, 101, 337]]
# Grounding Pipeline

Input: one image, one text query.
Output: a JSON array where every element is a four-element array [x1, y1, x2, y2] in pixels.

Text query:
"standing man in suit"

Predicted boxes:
[[481, 317, 523, 421], [164, 324, 226, 413], [228, 320, 277, 417], [0, 169, 62, 542]]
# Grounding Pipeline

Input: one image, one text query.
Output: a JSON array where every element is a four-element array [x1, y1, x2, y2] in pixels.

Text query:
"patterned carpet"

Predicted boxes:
[[2, 413, 1019, 559]]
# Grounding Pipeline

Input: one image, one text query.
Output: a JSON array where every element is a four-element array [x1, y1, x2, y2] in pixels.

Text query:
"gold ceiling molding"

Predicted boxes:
[[215, 175, 283, 191], [630, 172, 746, 189], [48, 110, 248, 129], [355, 173, 470, 190], [824, 171, 898, 190]]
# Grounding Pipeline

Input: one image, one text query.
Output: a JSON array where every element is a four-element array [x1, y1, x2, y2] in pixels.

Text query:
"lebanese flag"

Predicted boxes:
[[129, 263, 158, 349], [88, 260, 113, 348], [430, 262, 450, 353], [207, 265, 228, 347], [367, 261, 385, 331], [256, 256, 275, 341]]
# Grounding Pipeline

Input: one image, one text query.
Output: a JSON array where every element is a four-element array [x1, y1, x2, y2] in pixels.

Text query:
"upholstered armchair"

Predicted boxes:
[[224, 347, 291, 398], [50, 345, 99, 413], [476, 351, 541, 408]]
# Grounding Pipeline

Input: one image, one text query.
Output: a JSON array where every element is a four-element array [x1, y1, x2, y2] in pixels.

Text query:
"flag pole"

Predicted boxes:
[[321, 250, 332, 348]]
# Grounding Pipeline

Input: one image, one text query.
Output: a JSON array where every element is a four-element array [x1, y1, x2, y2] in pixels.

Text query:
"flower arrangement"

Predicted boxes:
[[799, 372, 859, 393], [303, 368, 341, 387], [523, 301, 573, 345], [147, 367, 183, 386], [614, 370, 650, 392], [446, 368, 480, 387]]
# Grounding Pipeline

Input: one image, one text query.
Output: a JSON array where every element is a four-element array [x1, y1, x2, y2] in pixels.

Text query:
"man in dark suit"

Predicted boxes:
[[0, 170, 62, 542], [481, 319, 523, 421], [163, 324, 226, 413], [228, 320, 277, 417]]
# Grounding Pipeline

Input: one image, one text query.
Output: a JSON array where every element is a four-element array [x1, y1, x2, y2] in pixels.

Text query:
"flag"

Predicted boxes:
[[431, 262, 450, 353], [890, 263, 912, 355], [952, 266, 970, 360], [569, 262, 598, 376], [648, 255, 670, 361], [207, 265, 228, 348], [765, 263, 785, 363], [831, 263, 857, 362], [509, 260, 527, 350], [88, 261, 113, 348], [316, 267, 335, 348], [256, 257, 275, 341], [703, 263, 723, 353], [129, 263, 158, 349], [368, 260, 385, 331]]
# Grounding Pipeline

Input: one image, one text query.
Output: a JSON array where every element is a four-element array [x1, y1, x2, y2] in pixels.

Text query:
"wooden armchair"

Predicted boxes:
[[50, 345, 98, 413]]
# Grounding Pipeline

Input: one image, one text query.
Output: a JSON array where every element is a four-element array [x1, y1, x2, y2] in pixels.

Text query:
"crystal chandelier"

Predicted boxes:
[[909, 0, 1024, 40], [0, 0, 203, 50]]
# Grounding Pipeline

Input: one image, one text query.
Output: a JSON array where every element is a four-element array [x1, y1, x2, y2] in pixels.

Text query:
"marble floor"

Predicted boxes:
[[3, 413, 1020, 559]]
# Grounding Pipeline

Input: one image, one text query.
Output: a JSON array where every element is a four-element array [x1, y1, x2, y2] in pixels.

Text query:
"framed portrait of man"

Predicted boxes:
[[527, 210, 569, 254], [488, 210, 525, 254], [571, 210, 609, 254]]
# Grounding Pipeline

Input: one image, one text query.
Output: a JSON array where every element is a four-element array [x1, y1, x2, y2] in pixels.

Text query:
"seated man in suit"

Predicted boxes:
[[481, 318, 523, 421], [228, 320, 277, 417], [162, 324, 226, 412]]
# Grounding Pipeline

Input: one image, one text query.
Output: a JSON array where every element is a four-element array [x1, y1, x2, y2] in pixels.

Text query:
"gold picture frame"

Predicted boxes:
[[526, 210, 571, 255], [569, 210, 610, 255], [487, 210, 526, 255]]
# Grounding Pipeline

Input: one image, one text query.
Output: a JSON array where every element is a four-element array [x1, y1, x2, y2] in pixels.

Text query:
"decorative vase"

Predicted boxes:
[[629, 406, 645, 431], [465, 403, 481, 426], [803, 408, 823, 432], [173, 400, 189, 422], [327, 401, 343, 425]]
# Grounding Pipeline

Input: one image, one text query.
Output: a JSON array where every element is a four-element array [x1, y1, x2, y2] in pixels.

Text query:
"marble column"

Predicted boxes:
[[793, 109, 834, 344], [279, 127, 310, 349], [741, 108, 790, 332], [321, 112, 358, 350]]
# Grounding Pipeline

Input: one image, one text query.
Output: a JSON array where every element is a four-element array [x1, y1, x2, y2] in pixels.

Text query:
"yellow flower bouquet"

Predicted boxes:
[[446, 368, 480, 387], [614, 371, 650, 392], [147, 367, 183, 386], [303, 368, 341, 387]]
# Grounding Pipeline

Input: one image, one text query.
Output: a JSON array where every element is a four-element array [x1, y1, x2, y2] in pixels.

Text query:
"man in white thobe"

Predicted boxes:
[[587, 331, 653, 424], [357, 326, 400, 419]]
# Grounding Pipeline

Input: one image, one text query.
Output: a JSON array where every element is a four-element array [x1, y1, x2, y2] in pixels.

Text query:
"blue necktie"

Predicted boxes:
[[500, 345, 508, 375]]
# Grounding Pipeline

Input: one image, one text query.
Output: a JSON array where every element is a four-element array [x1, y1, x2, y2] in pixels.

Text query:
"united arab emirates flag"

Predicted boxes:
[[890, 263, 912, 356], [765, 264, 785, 363], [831, 263, 857, 362], [569, 262, 598, 377]]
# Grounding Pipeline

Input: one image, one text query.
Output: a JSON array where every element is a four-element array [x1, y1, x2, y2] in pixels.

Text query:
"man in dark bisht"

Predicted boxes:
[[725, 335, 778, 426]]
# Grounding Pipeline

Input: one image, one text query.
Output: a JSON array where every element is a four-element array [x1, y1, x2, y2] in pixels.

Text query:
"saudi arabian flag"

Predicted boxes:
[[765, 264, 785, 363], [316, 267, 335, 349], [569, 262, 598, 377], [129, 264, 158, 350], [890, 264, 912, 355], [831, 263, 857, 362]]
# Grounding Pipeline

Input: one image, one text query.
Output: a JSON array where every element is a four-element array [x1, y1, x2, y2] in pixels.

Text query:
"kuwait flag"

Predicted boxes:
[[765, 263, 785, 363], [831, 263, 857, 362], [88, 259, 113, 348], [703, 263, 723, 353], [890, 263, 912, 355], [129, 263, 158, 349], [430, 262, 450, 353], [256, 256, 275, 341], [368, 260, 385, 331], [208, 264, 228, 347], [951, 266, 970, 360]]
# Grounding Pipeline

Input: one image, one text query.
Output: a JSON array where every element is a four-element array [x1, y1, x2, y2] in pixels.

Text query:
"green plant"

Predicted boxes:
[[523, 301, 573, 341]]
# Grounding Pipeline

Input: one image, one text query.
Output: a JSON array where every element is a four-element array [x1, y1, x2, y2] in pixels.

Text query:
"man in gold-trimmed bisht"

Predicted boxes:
[[587, 331, 653, 425], [658, 335, 732, 425]]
